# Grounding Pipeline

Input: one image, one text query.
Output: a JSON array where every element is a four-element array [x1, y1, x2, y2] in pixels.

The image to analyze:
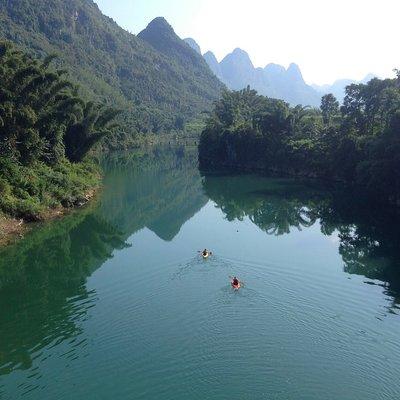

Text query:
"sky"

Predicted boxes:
[[95, 0, 399, 85]]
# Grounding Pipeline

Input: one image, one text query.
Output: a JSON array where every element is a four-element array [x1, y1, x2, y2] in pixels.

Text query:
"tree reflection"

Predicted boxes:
[[0, 207, 127, 376], [203, 174, 400, 307], [250, 199, 315, 235], [0, 145, 207, 377], [203, 175, 321, 235]]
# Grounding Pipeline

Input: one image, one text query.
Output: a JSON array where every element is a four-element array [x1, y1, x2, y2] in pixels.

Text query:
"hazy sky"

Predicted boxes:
[[95, 0, 399, 85]]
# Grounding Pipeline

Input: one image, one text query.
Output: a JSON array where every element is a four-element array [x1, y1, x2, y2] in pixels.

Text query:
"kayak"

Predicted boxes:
[[231, 283, 241, 290]]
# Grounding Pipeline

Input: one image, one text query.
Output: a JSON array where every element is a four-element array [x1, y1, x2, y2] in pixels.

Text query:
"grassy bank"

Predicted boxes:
[[0, 158, 100, 245], [0, 158, 100, 221]]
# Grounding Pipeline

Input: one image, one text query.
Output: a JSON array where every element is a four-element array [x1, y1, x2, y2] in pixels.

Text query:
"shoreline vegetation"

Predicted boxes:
[[0, 164, 100, 246], [199, 74, 400, 206], [0, 41, 119, 245], [0, 39, 201, 247], [2, 42, 399, 247], [0, 185, 97, 246]]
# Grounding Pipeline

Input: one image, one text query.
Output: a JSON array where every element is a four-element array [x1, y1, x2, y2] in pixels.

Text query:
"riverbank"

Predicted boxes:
[[0, 187, 98, 247], [0, 42, 122, 247], [0, 214, 27, 246], [199, 83, 400, 207], [0, 158, 101, 247]]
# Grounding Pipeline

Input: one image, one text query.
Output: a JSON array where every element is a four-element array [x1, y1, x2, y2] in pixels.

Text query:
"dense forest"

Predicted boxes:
[[199, 73, 400, 205], [0, 0, 223, 145], [0, 41, 119, 221], [0, 0, 223, 227]]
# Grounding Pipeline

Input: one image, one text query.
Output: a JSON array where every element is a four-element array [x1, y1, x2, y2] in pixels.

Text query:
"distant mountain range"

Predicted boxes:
[[311, 74, 377, 103], [0, 0, 377, 142], [185, 38, 320, 106], [184, 38, 376, 107]]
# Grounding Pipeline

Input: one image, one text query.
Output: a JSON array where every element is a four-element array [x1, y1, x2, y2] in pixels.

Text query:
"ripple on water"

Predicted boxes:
[[2, 225, 400, 400]]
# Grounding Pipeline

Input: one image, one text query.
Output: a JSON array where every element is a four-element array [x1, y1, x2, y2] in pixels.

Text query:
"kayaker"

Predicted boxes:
[[231, 276, 240, 289], [200, 249, 212, 257]]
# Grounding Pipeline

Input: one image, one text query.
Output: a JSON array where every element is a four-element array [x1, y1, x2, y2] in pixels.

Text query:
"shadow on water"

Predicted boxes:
[[202, 173, 400, 309], [0, 145, 207, 378]]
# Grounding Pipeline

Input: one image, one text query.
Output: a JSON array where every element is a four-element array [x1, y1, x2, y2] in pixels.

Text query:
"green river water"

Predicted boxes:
[[1, 146, 400, 399]]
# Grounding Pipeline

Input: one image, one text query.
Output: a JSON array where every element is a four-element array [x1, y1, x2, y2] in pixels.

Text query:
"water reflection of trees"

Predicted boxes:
[[204, 175, 322, 234], [0, 207, 128, 376], [250, 199, 316, 235], [0, 145, 207, 377], [203, 174, 400, 305]]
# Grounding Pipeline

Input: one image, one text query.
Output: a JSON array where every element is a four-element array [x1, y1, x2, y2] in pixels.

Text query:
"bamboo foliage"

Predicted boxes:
[[0, 41, 120, 165]]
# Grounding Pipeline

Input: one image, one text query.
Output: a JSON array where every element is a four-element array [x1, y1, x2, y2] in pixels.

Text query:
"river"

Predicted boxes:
[[1, 145, 400, 399]]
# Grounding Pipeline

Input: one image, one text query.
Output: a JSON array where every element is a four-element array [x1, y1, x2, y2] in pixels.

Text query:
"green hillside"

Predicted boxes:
[[0, 0, 223, 144]]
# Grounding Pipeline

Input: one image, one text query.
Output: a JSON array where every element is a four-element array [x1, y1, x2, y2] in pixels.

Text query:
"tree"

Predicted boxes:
[[64, 103, 121, 162], [199, 75, 400, 206], [0, 41, 120, 165], [320, 93, 339, 125]]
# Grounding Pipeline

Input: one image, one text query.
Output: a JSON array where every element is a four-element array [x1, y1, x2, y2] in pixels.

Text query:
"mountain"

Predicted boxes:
[[203, 51, 223, 80], [203, 47, 321, 106], [183, 37, 201, 54], [0, 1, 224, 142], [219, 48, 255, 89], [312, 74, 378, 103], [286, 63, 304, 83], [137, 19, 220, 107], [361, 73, 377, 83]]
